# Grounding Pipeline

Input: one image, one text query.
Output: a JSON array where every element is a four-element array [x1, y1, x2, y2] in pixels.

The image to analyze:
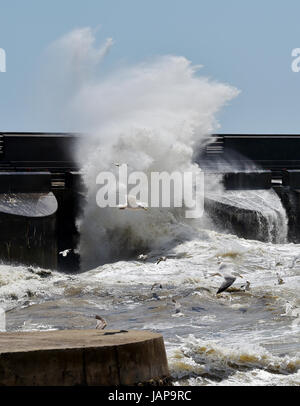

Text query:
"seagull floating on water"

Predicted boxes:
[[276, 273, 284, 285], [151, 283, 163, 290], [240, 280, 251, 291], [172, 299, 182, 314], [214, 264, 250, 294], [95, 315, 107, 330], [281, 301, 300, 317]]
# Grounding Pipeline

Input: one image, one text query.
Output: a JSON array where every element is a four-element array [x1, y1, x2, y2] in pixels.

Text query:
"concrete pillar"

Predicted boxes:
[[0, 330, 170, 386]]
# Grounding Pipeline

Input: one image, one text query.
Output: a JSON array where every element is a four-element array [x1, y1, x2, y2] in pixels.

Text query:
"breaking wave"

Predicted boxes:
[[168, 334, 300, 385]]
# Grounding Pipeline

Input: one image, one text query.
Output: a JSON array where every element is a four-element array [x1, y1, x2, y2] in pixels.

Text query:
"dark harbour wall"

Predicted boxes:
[[0, 212, 57, 270], [0, 133, 82, 271], [204, 197, 272, 242], [0, 179, 299, 270], [274, 186, 300, 243], [1, 133, 300, 270], [0, 191, 83, 272]]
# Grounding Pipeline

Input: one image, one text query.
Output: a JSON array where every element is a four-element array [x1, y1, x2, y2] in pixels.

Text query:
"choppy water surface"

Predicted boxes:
[[1, 229, 299, 386]]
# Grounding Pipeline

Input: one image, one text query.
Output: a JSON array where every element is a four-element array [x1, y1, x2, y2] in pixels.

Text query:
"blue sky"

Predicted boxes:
[[1, 0, 300, 133]]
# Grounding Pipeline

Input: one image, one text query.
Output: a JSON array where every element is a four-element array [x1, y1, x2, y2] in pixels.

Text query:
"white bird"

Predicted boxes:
[[117, 195, 148, 211], [95, 315, 107, 330], [137, 254, 148, 261], [284, 301, 293, 316], [59, 249, 72, 257]]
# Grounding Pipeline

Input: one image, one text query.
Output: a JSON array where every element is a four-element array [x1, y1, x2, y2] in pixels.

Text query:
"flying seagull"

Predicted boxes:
[[59, 249, 72, 257], [151, 283, 163, 300], [95, 315, 107, 330]]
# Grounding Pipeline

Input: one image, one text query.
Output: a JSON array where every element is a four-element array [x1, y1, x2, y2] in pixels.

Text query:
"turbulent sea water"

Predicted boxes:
[[1, 227, 299, 386]]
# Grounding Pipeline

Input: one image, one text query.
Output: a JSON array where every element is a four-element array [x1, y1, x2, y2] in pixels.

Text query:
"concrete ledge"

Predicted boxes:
[[0, 329, 170, 386]]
